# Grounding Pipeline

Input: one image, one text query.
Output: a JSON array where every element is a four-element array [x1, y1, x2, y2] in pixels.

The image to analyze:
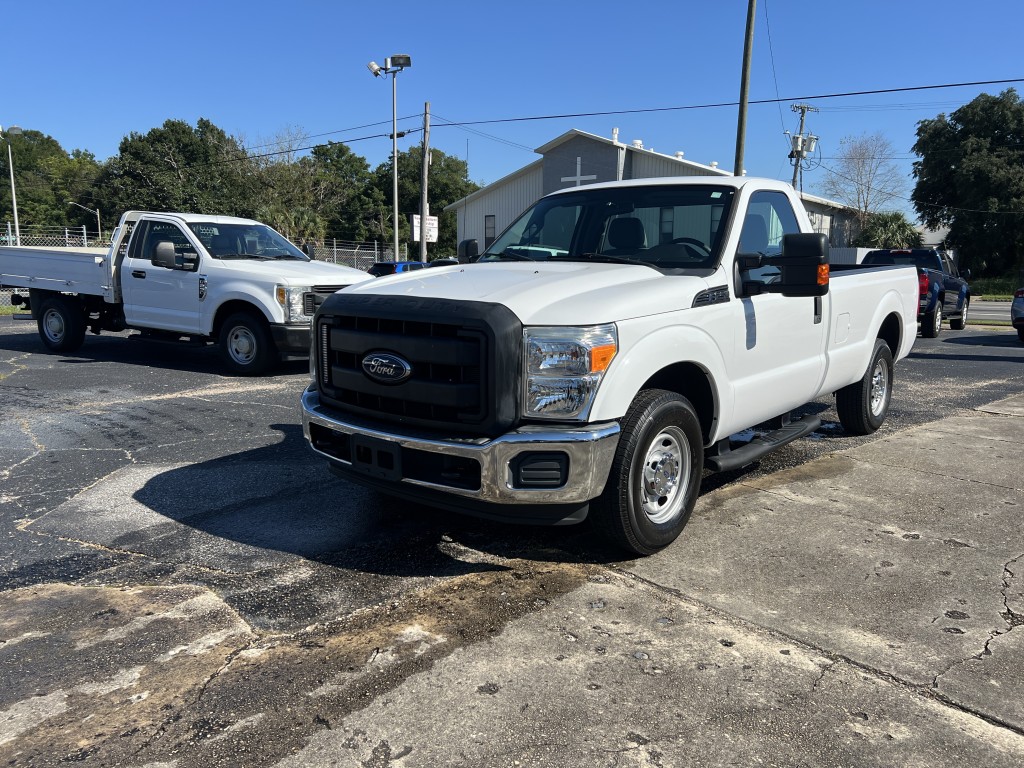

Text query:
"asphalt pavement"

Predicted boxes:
[[1, 315, 1023, 767]]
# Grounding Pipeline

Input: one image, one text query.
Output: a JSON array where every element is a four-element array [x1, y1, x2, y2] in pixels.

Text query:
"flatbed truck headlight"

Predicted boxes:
[[523, 324, 617, 419], [276, 285, 311, 324]]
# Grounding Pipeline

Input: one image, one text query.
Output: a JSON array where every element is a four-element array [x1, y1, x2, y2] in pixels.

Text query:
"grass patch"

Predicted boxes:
[[971, 276, 1020, 299]]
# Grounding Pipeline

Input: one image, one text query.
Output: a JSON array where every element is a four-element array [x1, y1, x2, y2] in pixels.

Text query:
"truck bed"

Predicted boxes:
[[0, 246, 111, 298]]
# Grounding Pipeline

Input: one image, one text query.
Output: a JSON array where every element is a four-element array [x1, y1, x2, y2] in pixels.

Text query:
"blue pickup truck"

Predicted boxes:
[[863, 249, 971, 337]]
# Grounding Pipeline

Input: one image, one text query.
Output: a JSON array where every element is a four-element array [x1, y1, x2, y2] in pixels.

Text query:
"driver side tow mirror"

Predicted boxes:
[[740, 233, 830, 298], [152, 240, 197, 270], [457, 238, 479, 263]]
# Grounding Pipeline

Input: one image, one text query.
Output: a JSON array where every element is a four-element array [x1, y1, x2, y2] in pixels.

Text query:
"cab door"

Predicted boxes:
[[122, 220, 204, 333], [728, 191, 828, 429]]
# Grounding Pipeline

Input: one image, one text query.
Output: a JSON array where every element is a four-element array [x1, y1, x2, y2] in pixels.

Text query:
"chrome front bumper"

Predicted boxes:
[[301, 385, 620, 506]]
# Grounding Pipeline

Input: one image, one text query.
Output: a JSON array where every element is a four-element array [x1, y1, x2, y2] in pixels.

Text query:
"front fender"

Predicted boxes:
[[202, 282, 282, 333], [589, 311, 731, 431]]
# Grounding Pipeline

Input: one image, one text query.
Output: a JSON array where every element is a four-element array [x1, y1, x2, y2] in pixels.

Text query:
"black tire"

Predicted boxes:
[[921, 301, 942, 338], [592, 389, 704, 556], [218, 311, 279, 375], [836, 338, 893, 435], [36, 295, 86, 353], [949, 297, 969, 330]]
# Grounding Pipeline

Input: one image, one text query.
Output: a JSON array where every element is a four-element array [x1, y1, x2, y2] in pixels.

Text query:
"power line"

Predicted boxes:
[[432, 77, 1024, 128], [817, 162, 1024, 216]]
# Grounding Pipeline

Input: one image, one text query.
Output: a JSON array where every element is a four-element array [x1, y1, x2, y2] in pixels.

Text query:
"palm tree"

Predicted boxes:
[[853, 211, 923, 249]]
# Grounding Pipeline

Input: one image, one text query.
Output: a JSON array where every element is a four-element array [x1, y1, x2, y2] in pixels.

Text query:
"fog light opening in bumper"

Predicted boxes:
[[510, 452, 570, 490]]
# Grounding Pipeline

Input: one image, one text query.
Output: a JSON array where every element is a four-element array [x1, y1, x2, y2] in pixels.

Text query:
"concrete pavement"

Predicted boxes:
[[2, 388, 1022, 765]]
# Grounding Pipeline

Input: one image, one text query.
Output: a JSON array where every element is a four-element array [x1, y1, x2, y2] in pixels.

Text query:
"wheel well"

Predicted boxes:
[[877, 311, 902, 357], [639, 362, 717, 443], [213, 301, 270, 337]]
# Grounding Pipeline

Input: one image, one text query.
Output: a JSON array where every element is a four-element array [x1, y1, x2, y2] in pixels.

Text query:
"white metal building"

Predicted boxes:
[[445, 128, 859, 251]]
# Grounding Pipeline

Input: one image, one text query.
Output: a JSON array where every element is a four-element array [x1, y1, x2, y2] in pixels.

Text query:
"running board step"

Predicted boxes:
[[704, 416, 821, 472]]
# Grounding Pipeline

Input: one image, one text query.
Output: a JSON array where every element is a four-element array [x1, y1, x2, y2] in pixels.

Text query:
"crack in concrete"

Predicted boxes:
[[618, 567, 1024, 741], [843, 454, 1021, 492]]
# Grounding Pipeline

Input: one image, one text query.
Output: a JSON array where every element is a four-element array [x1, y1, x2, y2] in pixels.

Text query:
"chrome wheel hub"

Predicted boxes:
[[870, 361, 888, 416], [640, 427, 691, 525]]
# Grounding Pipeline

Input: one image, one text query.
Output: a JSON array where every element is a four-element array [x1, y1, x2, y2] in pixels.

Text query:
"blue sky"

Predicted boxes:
[[5, 0, 1022, 216]]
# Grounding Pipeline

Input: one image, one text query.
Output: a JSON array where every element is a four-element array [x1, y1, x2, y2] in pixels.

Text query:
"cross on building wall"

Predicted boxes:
[[561, 156, 597, 187]]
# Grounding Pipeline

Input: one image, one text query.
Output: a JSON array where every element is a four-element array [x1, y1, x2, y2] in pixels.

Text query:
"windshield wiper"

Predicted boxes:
[[550, 253, 653, 267], [490, 249, 537, 262]]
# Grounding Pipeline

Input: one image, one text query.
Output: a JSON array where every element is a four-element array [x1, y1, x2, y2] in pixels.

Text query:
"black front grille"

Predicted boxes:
[[315, 294, 522, 435], [304, 285, 349, 316]]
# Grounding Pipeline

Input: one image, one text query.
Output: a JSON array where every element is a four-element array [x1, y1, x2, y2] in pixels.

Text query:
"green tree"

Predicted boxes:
[[0, 130, 101, 229], [852, 211, 923, 249], [94, 118, 259, 218], [307, 142, 383, 242], [374, 146, 479, 256], [912, 89, 1024, 276]]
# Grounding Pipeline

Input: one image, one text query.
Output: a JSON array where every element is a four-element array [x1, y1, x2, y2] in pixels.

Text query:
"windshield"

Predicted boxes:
[[480, 185, 736, 272], [864, 250, 939, 270], [188, 222, 309, 261]]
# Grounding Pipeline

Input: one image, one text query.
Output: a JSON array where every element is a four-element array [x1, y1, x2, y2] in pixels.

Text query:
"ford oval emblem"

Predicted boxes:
[[361, 351, 412, 384]]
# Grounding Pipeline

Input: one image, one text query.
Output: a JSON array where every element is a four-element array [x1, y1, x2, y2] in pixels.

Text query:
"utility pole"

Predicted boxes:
[[787, 103, 819, 189], [733, 0, 757, 177], [419, 102, 430, 262]]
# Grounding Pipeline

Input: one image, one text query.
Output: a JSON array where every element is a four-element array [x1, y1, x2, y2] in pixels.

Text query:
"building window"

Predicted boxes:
[[484, 215, 496, 248], [659, 207, 674, 244]]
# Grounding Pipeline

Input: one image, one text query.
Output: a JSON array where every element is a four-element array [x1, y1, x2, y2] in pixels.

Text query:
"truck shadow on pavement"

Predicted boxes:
[[129, 420, 654, 574]]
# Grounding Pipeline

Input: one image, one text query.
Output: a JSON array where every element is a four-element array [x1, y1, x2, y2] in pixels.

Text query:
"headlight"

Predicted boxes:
[[276, 285, 311, 324], [523, 324, 617, 420]]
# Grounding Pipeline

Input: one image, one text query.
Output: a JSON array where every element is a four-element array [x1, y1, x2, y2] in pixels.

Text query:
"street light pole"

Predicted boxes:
[[67, 200, 102, 243], [368, 54, 411, 262], [2, 125, 23, 246], [391, 66, 399, 261]]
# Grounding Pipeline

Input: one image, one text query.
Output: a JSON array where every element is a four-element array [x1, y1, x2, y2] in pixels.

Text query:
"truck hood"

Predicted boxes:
[[215, 258, 371, 287], [342, 262, 710, 325]]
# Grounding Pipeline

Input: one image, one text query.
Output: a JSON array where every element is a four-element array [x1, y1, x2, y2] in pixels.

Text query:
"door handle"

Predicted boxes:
[[132, 270, 146, 279]]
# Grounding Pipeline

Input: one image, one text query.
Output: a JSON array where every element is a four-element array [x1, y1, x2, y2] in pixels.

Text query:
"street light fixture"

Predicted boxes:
[[367, 54, 411, 261], [1, 124, 23, 246], [67, 200, 103, 243]]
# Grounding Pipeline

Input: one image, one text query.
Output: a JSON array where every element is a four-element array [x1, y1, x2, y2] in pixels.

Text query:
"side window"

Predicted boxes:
[[739, 191, 801, 286], [941, 254, 957, 276], [144, 222, 198, 270]]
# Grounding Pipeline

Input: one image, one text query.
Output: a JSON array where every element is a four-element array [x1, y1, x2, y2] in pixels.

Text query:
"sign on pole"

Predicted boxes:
[[410, 214, 439, 243]]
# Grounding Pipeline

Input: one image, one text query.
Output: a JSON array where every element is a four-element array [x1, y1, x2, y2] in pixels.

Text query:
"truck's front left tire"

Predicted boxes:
[[37, 295, 86, 353], [218, 312, 279, 376], [593, 389, 703, 556]]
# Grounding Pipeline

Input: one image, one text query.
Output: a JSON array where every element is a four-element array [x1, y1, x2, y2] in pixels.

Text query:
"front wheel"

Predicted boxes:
[[836, 338, 893, 435], [592, 389, 704, 556], [37, 295, 86, 353], [218, 312, 279, 375], [949, 297, 969, 330]]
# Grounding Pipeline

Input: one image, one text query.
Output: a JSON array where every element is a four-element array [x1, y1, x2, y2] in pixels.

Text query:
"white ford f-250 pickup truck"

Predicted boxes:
[[301, 177, 919, 554], [0, 211, 370, 374]]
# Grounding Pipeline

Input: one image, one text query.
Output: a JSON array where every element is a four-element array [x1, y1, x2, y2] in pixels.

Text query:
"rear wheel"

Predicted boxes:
[[950, 297, 969, 330], [592, 389, 703, 556], [836, 338, 893, 435], [37, 295, 86, 352], [218, 312, 279, 375], [921, 301, 942, 338]]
